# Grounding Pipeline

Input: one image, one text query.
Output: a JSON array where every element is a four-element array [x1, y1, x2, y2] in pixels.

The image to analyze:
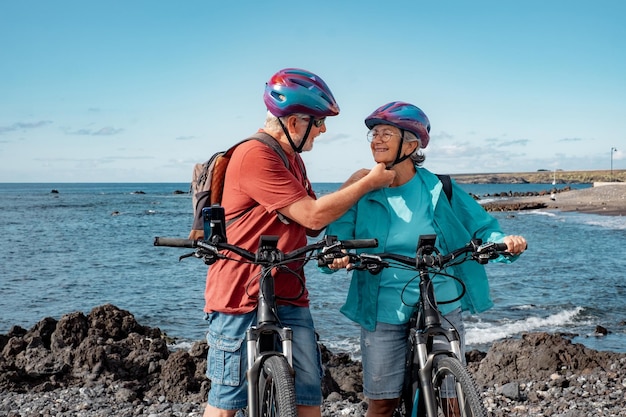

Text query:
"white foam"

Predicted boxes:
[[580, 216, 626, 231], [466, 307, 585, 346], [168, 340, 194, 351], [510, 304, 537, 310], [522, 209, 557, 217]]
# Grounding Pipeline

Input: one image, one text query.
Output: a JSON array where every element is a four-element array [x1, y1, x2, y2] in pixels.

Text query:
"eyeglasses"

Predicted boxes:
[[367, 129, 398, 142], [300, 116, 326, 128]]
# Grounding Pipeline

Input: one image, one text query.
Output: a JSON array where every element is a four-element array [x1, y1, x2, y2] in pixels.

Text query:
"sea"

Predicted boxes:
[[1, 182, 625, 359]]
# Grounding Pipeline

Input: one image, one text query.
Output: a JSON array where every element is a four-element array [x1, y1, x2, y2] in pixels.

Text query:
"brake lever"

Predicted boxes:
[[317, 250, 348, 267], [348, 254, 387, 275], [179, 248, 220, 266], [179, 252, 196, 261], [474, 242, 509, 264]]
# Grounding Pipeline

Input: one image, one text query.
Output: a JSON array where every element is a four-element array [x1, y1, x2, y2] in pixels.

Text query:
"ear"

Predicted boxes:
[[405, 140, 419, 154], [285, 115, 300, 134]]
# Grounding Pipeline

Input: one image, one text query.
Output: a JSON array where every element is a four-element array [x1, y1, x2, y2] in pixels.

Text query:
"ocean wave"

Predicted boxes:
[[466, 306, 585, 346], [580, 216, 626, 231], [521, 209, 557, 217]]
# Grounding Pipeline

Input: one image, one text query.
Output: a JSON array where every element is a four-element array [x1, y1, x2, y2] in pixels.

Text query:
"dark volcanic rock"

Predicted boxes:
[[3, 306, 626, 416], [482, 201, 548, 212], [0, 304, 355, 404], [0, 304, 197, 401], [469, 332, 619, 387]]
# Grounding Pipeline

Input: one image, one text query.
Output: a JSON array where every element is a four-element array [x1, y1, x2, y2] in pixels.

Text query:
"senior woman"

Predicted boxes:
[[324, 101, 527, 417]]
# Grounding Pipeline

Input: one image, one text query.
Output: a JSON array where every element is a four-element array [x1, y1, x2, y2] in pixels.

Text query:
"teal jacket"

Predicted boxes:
[[324, 167, 517, 332]]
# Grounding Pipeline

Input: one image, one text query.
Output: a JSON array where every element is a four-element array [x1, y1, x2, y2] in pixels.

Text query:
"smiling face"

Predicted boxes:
[[368, 125, 401, 165], [368, 124, 420, 168]]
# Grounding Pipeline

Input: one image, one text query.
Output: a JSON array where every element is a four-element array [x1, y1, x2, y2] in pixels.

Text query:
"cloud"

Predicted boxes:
[[0, 121, 53, 135], [432, 131, 454, 141], [93, 127, 124, 136], [497, 139, 530, 147], [67, 126, 124, 136], [558, 137, 583, 143], [33, 155, 154, 165], [176, 135, 196, 141]]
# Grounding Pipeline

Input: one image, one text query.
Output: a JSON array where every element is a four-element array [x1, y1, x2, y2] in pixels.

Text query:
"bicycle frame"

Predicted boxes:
[[245, 235, 295, 417], [353, 234, 507, 417], [409, 263, 466, 417], [154, 205, 379, 417]]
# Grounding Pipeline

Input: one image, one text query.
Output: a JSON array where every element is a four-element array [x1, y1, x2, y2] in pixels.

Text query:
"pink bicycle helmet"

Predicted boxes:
[[264, 68, 340, 118], [365, 101, 431, 148]]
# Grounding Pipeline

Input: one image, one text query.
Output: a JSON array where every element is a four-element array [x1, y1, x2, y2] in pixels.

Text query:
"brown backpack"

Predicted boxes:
[[190, 132, 289, 230]]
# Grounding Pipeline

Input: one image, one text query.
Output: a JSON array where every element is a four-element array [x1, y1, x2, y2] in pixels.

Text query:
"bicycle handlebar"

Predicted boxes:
[[154, 235, 378, 267], [349, 238, 511, 274]]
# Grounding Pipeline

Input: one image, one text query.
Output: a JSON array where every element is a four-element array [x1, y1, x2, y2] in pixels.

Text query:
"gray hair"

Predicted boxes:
[[264, 112, 281, 132], [404, 130, 426, 165], [264, 112, 309, 132]]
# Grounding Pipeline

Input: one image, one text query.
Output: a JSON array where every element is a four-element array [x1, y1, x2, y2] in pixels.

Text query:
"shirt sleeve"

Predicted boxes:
[[231, 140, 310, 213]]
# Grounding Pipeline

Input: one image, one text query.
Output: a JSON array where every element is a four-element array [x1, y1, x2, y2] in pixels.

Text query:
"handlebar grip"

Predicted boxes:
[[494, 243, 509, 252], [341, 239, 379, 249], [154, 237, 198, 248]]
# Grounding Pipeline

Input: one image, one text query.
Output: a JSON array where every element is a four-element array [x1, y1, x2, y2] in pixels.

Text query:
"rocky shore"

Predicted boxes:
[[2, 304, 626, 416], [479, 184, 626, 217]]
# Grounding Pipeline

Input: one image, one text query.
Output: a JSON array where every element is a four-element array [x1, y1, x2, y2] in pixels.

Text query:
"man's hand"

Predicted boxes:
[[188, 229, 204, 240], [340, 168, 371, 190], [364, 162, 396, 190]]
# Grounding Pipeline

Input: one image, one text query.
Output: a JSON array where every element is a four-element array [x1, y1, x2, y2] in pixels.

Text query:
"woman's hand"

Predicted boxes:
[[503, 235, 527, 255], [329, 251, 351, 270]]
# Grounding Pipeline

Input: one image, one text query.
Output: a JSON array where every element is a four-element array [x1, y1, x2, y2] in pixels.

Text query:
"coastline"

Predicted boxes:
[[2, 305, 626, 416], [481, 183, 626, 216], [451, 169, 626, 185]]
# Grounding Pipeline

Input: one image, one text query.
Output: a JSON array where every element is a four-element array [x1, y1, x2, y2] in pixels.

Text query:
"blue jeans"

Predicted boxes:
[[205, 305, 323, 409], [361, 308, 465, 399]]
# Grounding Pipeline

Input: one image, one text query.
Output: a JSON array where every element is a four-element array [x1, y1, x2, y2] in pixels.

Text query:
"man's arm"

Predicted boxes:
[[278, 163, 395, 231]]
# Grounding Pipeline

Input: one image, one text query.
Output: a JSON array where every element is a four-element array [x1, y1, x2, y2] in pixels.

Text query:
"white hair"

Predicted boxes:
[[404, 130, 426, 165]]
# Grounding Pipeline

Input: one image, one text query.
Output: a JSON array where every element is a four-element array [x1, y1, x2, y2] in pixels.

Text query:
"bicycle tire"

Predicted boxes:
[[258, 355, 297, 417], [424, 356, 487, 417]]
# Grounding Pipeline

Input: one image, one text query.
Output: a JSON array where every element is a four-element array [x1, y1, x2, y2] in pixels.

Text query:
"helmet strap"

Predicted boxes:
[[387, 130, 412, 168], [278, 117, 313, 154]]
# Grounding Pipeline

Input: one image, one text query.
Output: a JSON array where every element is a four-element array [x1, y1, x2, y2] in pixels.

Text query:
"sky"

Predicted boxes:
[[1, 0, 625, 183]]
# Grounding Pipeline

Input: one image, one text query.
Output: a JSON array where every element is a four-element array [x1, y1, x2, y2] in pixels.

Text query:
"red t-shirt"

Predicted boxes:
[[204, 134, 316, 314]]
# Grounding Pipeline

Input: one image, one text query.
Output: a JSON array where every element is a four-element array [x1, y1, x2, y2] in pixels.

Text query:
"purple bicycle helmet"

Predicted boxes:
[[264, 68, 340, 118], [365, 101, 431, 148]]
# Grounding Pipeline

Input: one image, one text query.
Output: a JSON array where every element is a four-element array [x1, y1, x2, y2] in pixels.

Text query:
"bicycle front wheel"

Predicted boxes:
[[427, 356, 487, 417], [258, 355, 297, 417]]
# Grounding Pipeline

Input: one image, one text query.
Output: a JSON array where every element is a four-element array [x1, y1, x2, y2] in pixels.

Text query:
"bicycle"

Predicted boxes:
[[154, 205, 378, 417], [346, 234, 511, 417]]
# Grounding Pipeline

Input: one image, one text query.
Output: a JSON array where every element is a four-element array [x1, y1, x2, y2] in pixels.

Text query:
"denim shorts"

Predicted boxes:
[[205, 305, 323, 410], [361, 308, 465, 399]]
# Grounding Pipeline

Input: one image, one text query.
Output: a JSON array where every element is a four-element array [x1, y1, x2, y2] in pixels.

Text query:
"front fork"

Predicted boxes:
[[246, 325, 294, 417], [246, 325, 294, 369], [413, 328, 463, 417]]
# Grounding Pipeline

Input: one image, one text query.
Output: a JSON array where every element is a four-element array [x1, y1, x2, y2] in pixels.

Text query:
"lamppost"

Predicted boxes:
[[611, 147, 617, 182]]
